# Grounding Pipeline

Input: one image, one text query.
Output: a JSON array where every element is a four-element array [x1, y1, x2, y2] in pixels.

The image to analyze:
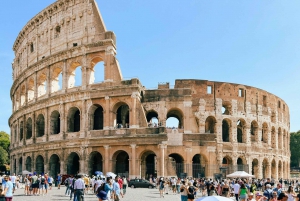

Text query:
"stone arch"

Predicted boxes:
[[237, 119, 246, 143], [271, 126, 276, 148], [166, 108, 184, 129], [88, 104, 104, 130], [146, 110, 159, 127], [205, 116, 216, 134], [18, 157, 23, 174], [35, 155, 44, 175], [168, 153, 184, 177], [25, 156, 32, 172], [50, 110, 60, 134], [222, 118, 231, 142], [192, 154, 207, 178], [252, 158, 259, 178], [67, 107, 81, 132], [112, 150, 129, 177], [262, 158, 269, 179], [19, 121, 24, 141], [88, 151, 103, 176], [67, 152, 80, 175], [250, 120, 258, 142], [89, 56, 105, 84], [221, 155, 233, 175], [26, 117, 33, 139], [20, 85, 26, 105], [113, 102, 130, 128], [271, 159, 276, 179], [27, 78, 35, 101], [37, 73, 47, 97], [51, 66, 63, 93], [278, 127, 282, 149], [262, 122, 268, 143], [140, 150, 157, 179], [36, 114, 45, 137], [237, 157, 247, 171], [49, 154, 60, 178], [68, 62, 82, 88], [13, 125, 17, 143]]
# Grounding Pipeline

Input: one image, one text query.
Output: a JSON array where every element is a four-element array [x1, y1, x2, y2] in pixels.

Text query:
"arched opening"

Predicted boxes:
[[278, 161, 282, 179], [88, 152, 103, 176], [222, 101, 232, 115], [140, 151, 157, 179], [278, 128, 282, 149], [221, 156, 233, 176], [37, 73, 47, 97], [18, 157, 23, 174], [237, 158, 244, 171], [222, 119, 230, 142], [36, 114, 45, 137], [205, 116, 216, 133], [90, 58, 105, 84], [26, 117, 32, 139], [146, 111, 159, 127], [252, 159, 259, 178], [67, 107, 80, 132], [51, 67, 63, 93], [113, 151, 129, 177], [271, 126, 276, 148], [68, 63, 82, 88], [49, 154, 60, 178], [262, 122, 268, 143], [14, 159, 17, 174], [166, 109, 183, 129], [251, 120, 258, 142], [93, 105, 104, 130], [35, 155, 44, 175], [115, 104, 129, 128], [20, 85, 26, 106], [25, 156, 32, 172], [271, 159, 276, 179], [237, 119, 246, 143], [169, 153, 184, 177], [67, 152, 80, 175], [192, 154, 206, 178], [19, 121, 24, 141], [50, 111, 60, 134], [27, 79, 35, 101], [262, 159, 268, 179]]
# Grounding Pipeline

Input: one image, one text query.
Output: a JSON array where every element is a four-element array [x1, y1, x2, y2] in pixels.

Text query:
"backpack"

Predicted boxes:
[[41, 178, 45, 185], [264, 189, 273, 201], [96, 183, 105, 194], [64, 178, 69, 186]]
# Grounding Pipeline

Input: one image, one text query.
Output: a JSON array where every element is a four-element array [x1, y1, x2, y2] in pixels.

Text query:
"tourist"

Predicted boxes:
[[31, 173, 38, 196], [233, 180, 241, 201], [64, 175, 71, 196], [255, 192, 264, 201], [248, 193, 255, 201], [112, 176, 121, 201], [239, 183, 248, 201], [44, 173, 49, 195], [187, 182, 196, 201], [9, 174, 16, 194], [104, 177, 113, 201], [57, 174, 61, 189], [171, 177, 177, 194], [273, 183, 282, 196], [96, 183, 107, 201], [278, 193, 288, 201], [74, 175, 85, 201], [39, 175, 46, 196], [286, 185, 296, 201], [2, 176, 13, 201], [222, 181, 230, 197], [122, 176, 127, 195], [180, 180, 188, 201], [271, 192, 278, 201], [48, 176, 53, 190], [24, 175, 30, 195]]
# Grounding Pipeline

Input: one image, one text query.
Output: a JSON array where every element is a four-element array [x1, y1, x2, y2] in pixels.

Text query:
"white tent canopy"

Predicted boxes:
[[22, 170, 33, 175], [226, 171, 255, 178]]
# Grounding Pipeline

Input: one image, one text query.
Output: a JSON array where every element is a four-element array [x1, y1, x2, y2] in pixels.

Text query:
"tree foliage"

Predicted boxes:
[[0, 131, 10, 167], [0, 146, 8, 166], [290, 131, 300, 167]]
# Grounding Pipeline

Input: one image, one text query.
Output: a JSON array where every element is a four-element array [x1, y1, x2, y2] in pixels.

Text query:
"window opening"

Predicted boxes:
[[207, 85, 212, 94]]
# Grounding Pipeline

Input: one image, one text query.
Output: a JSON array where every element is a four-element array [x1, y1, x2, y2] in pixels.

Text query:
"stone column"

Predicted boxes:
[[47, 65, 51, 97], [60, 103, 65, 134], [158, 143, 167, 178], [62, 59, 68, 91], [185, 147, 193, 177], [258, 158, 263, 179], [130, 92, 139, 128], [104, 96, 110, 130], [45, 107, 49, 141], [275, 161, 278, 180], [130, 144, 137, 178], [267, 163, 271, 179], [22, 154, 26, 173], [80, 160, 85, 173], [103, 145, 110, 173], [183, 101, 192, 133], [34, 71, 38, 101], [32, 113, 36, 143]]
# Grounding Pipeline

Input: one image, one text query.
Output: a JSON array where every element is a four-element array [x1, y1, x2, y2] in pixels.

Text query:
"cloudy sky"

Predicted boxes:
[[1, 0, 300, 133]]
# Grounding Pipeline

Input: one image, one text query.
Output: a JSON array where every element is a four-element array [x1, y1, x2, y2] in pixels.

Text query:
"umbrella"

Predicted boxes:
[[226, 171, 255, 178], [95, 171, 103, 176], [106, 172, 116, 179], [22, 170, 33, 175], [196, 196, 234, 201]]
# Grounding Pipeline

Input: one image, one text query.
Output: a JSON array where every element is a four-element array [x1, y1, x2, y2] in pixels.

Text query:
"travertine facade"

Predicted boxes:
[[9, 0, 290, 179]]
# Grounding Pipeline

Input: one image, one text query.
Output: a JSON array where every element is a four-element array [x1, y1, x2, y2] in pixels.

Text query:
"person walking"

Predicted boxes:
[[122, 176, 127, 195], [233, 180, 241, 201], [74, 175, 85, 201], [180, 180, 188, 201], [239, 183, 248, 201], [2, 176, 13, 201]]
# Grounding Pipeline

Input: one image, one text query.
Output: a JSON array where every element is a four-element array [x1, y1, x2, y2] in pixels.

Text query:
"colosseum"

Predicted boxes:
[[9, 0, 290, 180]]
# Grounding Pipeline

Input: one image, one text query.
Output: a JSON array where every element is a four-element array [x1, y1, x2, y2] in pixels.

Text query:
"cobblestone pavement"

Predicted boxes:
[[12, 185, 205, 201]]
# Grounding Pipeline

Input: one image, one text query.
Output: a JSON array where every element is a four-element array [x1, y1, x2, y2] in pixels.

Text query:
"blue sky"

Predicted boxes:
[[1, 0, 300, 133]]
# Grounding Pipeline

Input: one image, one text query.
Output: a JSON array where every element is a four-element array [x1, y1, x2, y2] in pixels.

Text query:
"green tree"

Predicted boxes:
[[0, 146, 8, 166], [290, 131, 300, 167], [0, 131, 10, 152]]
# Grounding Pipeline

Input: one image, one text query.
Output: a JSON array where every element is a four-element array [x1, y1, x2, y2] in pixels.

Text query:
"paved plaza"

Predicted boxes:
[[11, 185, 197, 201]]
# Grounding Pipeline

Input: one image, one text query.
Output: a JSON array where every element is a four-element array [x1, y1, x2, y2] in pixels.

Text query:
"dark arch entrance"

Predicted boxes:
[[169, 154, 184, 177], [49, 154, 60, 178], [141, 151, 156, 180], [50, 111, 60, 134], [116, 105, 129, 128], [237, 158, 243, 171], [25, 156, 32, 172], [26, 118, 32, 139], [89, 152, 103, 176], [68, 107, 80, 132], [114, 151, 129, 177], [18, 157, 23, 174], [93, 106, 104, 130], [36, 114, 45, 137], [222, 119, 230, 142], [35, 155, 44, 175], [192, 154, 205, 178], [67, 152, 80, 175]]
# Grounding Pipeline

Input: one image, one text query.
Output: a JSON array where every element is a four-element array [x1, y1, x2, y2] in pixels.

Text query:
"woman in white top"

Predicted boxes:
[[286, 185, 296, 201]]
